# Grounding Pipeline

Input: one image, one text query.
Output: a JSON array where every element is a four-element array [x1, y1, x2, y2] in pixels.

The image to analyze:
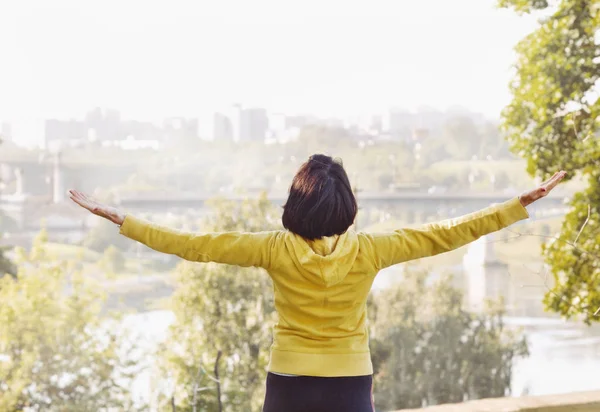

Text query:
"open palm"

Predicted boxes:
[[69, 190, 126, 225], [519, 170, 567, 207]]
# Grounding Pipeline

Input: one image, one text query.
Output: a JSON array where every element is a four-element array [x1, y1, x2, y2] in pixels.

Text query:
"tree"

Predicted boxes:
[[369, 270, 528, 411], [499, 0, 600, 323], [0, 231, 141, 411], [0, 139, 17, 278], [442, 116, 480, 160], [294, 125, 355, 158], [100, 244, 126, 274], [83, 218, 130, 253], [155, 193, 282, 412]]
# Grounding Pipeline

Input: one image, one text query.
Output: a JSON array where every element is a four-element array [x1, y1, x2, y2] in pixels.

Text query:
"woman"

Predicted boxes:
[[70, 154, 566, 412]]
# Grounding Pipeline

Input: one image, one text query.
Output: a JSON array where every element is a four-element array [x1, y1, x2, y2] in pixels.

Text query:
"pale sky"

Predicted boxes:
[[0, 0, 539, 145]]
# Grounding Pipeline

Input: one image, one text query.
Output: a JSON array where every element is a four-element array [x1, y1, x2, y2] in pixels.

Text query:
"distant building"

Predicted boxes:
[[381, 109, 413, 140], [44, 119, 86, 148], [0, 121, 12, 142], [411, 127, 429, 141], [216, 104, 270, 143], [162, 117, 199, 146], [121, 120, 163, 142], [116, 136, 161, 150], [268, 113, 287, 136], [227, 104, 244, 142], [344, 114, 382, 135], [198, 112, 233, 142], [84, 107, 122, 141], [414, 107, 445, 131], [286, 115, 316, 129], [241, 107, 268, 142]]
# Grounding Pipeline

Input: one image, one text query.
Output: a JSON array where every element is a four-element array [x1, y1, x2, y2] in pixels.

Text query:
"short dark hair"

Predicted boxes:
[[282, 154, 357, 240]]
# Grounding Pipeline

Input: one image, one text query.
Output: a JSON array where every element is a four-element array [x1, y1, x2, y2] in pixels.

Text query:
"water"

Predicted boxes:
[[507, 316, 600, 396], [123, 310, 600, 407]]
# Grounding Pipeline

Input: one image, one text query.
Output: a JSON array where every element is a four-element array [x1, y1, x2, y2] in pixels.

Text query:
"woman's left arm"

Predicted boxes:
[[69, 190, 279, 269], [364, 170, 567, 270]]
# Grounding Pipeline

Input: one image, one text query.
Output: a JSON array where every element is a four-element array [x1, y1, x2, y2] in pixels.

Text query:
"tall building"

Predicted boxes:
[[381, 109, 414, 140], [162, 117, 199, 146], [227, 104, 244, 142], [84, 107, 122, 141], [0, 121, 12, 142], [198, 112, 232, 141], [44, 119, 86, 148], [241, 107, 268, 142]]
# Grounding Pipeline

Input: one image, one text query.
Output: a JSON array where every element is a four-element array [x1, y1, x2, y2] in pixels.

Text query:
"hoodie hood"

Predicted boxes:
[[284, 230, 359, 287]]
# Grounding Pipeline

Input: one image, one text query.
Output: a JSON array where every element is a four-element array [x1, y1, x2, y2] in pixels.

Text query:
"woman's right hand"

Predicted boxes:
[[69, 189, 126, 226], [519, 170, 567, 207]]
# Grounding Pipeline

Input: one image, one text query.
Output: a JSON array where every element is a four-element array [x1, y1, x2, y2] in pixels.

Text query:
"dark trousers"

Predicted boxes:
[[262, 372, 375, 412]]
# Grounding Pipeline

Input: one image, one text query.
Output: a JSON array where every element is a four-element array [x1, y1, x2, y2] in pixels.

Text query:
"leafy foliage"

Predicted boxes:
[[83, 218, 130, 253], [369, 271, 528, 411], [0, 231, 141, 411], [156, 193, 281, 412], [100, 245, 126, 274], [0, 245, 16, 279], [499, 0, 600, 322]]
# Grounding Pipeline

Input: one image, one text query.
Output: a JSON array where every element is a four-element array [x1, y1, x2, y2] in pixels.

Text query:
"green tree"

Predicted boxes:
[[100, 244, 126, 274], [0, 242, 16, 279], [0, 138, 17, 278], [369, 271, 528, 411], [499, 0, 600, 323], [0, 231, 141, 411], [84, 218, 130, 253], [442, 116, 480, 160], [294, 125, 355, 157], [156, 193, 281, 412]]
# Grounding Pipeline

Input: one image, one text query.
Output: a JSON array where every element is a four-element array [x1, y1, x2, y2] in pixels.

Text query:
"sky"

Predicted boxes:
[[0, 0, 540, 145]]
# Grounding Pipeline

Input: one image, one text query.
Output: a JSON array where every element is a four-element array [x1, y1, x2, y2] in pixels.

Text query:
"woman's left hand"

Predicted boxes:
[[69, 189, 126, 226], [519, 170, 567, 207]]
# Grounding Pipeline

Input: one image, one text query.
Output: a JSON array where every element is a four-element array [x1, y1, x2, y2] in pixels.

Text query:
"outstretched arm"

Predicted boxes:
[[69, 190, 279, 269], [366, 170, 566, 270]]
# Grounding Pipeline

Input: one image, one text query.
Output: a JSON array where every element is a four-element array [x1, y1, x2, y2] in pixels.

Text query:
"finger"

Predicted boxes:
[[70, 196, 91, 210], [541, 171, 560, 186], [75, 191, 99, 208], [543, 170, 567, 192], [70, 191, 97, 211], [70, 190, 88, 203], [71, 195, 94, 211]]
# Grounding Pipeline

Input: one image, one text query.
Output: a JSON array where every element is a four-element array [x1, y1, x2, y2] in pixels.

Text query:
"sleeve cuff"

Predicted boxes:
[[118, 214, 148, 242], [497, 196, 529, 226]]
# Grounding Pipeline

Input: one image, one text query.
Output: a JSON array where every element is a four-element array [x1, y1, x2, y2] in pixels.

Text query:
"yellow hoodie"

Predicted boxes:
[[119, 196, 529, 377]]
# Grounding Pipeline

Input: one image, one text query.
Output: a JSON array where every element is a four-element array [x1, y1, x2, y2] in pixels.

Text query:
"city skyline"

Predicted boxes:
[[1, 0, 542, 146]]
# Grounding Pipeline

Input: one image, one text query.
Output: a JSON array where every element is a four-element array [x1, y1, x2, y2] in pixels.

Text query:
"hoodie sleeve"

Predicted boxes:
[[365, 197, 529, 270], [119, 215, 280, 269]]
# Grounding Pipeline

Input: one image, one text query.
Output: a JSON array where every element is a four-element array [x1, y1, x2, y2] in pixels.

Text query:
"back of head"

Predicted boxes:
[[282, 154, 357, 240]]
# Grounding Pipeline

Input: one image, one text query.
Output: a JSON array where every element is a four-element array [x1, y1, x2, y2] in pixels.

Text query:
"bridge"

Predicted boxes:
[[116, 191, 569, 222]]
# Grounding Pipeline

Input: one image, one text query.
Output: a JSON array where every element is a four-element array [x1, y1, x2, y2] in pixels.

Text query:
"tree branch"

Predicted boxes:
[[214, 350, 223, 412]]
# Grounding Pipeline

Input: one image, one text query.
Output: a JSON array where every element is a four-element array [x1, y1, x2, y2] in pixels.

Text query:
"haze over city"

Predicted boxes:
[[0, 0, 539, 147]]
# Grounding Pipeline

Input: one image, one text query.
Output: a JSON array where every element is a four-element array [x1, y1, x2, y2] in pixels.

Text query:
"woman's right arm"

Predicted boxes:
[[366, 170, 566, 270], [118, 214, 279, 268], [68, 190, 279, 269]]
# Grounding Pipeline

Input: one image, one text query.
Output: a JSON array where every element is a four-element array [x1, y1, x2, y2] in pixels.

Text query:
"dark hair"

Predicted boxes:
[[282, 154, 357, 240]]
